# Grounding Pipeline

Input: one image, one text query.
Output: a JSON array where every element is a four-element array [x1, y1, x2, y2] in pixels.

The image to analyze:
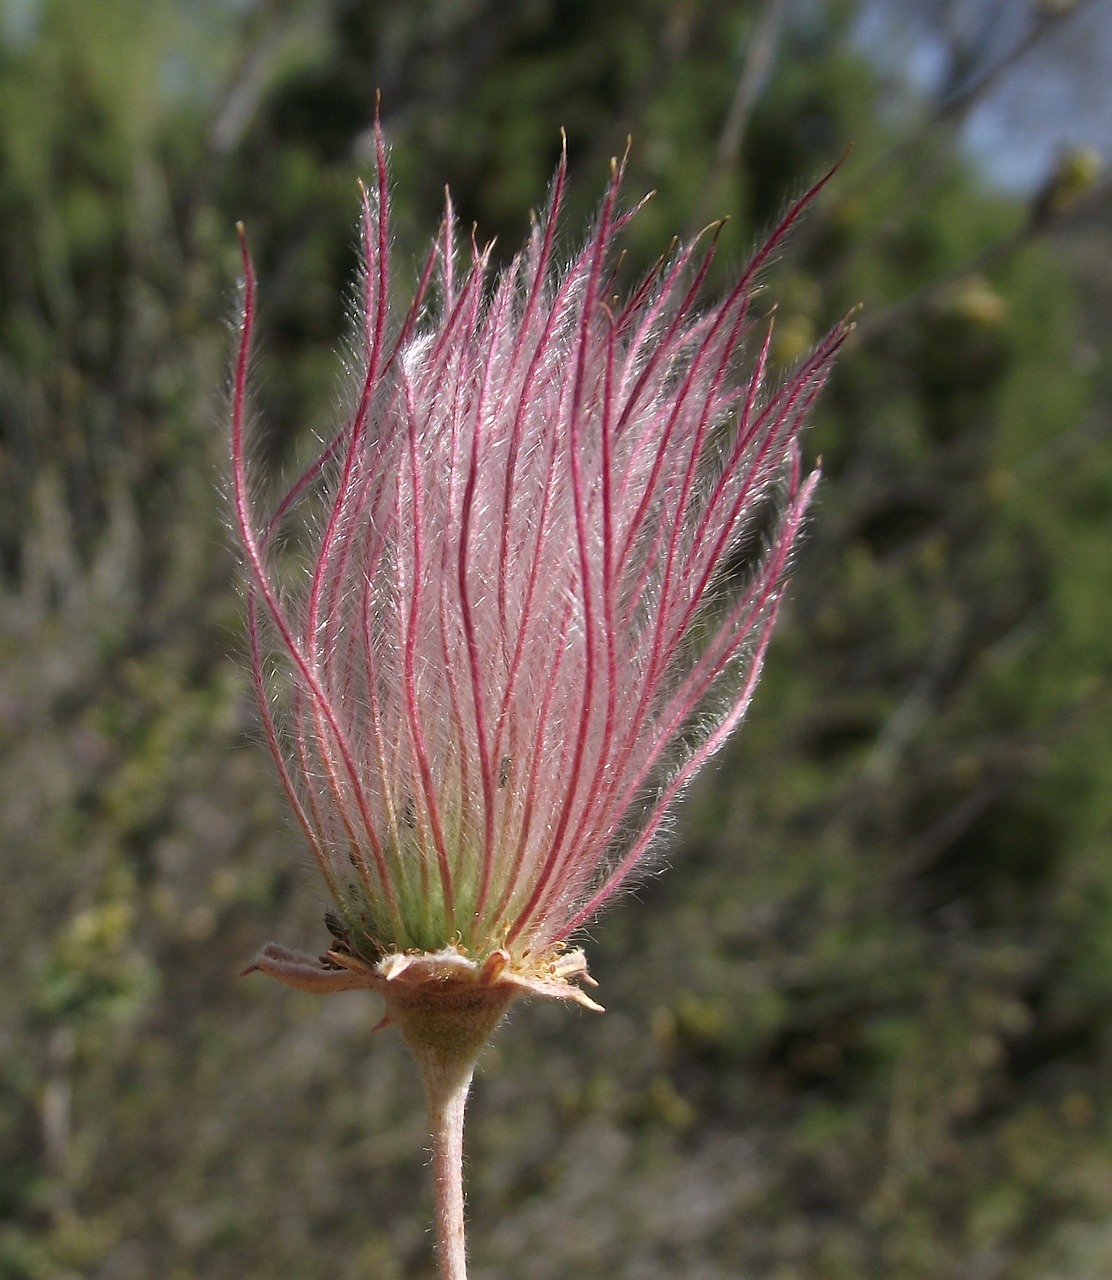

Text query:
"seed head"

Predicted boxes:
[[233, 128, 846, 1014]]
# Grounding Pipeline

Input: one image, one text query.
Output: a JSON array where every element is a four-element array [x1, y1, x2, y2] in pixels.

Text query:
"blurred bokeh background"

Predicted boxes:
[[2, 1, 1111, 1276]]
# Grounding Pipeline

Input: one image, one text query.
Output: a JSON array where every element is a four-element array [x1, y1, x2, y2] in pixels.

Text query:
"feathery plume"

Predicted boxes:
[[233, 132, 845, 1018]]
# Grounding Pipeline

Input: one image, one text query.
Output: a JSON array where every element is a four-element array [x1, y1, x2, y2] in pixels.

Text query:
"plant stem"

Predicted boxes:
[[420, 1052, 474, 1280], [388, 985, 513, 1280]]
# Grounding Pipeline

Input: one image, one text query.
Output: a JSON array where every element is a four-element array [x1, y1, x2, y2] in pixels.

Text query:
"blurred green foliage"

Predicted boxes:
[[2, 1, 1111, 1277]]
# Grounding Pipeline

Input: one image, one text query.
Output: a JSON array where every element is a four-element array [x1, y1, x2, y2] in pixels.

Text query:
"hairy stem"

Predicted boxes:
[[388, 986, 514, 1280], [421, 1052, 474, 1280]]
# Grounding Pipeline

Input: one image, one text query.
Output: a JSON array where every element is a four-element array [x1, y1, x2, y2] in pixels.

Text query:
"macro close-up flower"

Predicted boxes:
[[231, 123, 845, 1279]]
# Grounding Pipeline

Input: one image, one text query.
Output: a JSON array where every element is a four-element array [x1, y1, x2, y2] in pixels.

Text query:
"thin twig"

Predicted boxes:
[[850, 181, 1111, 347], [843, 0, 1101, 206], [688, 0, 789, 235]]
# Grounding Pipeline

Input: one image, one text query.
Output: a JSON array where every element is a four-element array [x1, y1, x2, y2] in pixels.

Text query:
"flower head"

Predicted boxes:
[[233, 130, 846, 1016]]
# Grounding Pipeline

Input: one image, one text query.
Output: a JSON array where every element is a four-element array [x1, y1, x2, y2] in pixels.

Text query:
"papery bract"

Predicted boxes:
[[233, 131, 846, 1010]]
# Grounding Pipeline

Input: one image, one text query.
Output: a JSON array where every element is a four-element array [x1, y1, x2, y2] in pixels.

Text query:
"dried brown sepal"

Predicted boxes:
[[241, 940, 604, 1013]]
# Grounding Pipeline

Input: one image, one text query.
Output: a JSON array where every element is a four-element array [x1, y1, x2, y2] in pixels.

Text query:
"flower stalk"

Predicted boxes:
[[424, 1061, 470, 1280], [390, 984, 512, 1280]]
